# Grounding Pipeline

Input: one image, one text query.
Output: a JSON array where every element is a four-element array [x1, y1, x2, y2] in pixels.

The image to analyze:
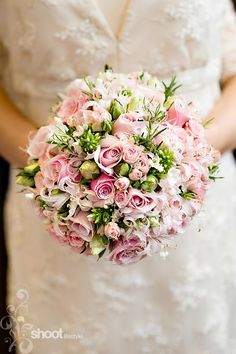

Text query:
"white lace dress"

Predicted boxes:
[[1, 1, 236, 353]]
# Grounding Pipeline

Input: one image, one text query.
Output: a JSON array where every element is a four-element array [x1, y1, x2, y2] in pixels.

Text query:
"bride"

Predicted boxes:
[[1, 0, 236, 353]]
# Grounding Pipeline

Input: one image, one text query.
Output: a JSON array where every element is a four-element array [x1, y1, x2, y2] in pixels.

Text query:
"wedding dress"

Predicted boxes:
[[1, 1, 236, 353]]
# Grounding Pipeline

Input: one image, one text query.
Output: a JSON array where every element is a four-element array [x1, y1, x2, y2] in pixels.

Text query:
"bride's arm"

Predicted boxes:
[[206, 75, 236, 153], [0, 87, 37, 166]]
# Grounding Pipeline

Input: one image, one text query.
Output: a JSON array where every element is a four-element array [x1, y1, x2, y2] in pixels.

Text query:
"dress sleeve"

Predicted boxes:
[[221, 0, 236, 83]]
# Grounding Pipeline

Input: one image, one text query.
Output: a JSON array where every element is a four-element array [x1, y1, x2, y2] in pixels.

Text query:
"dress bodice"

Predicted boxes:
[[0, 0, 236, 106]]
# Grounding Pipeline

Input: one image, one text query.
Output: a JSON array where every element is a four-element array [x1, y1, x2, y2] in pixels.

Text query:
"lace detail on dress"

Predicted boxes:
[[170, 256, 214, 311], [91, 266, 151, 313], [164, 0, 211, 41], [55, 18, 110, 63]]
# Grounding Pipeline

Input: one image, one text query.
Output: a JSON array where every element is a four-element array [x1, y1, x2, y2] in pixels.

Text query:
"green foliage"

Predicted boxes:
[[49, 125, 76, 153], [179, 187, 196, 200], [89, 206, 114, 227], [158, 148, 175, 175], [35, 196, 47, 208], [131, 180, 142, 189], [208, 164, 222, 181], [133, 121, 166, 154], [162, 76, 181, 103], [78, 125, 102, 153], [143, 100, 166, 124]]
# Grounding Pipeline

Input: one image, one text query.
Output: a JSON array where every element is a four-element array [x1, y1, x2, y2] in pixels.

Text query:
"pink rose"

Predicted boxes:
[[77, 107, 111, 132], [95, 136, 123, 171], [57, 98, 82, 120], [112, 113, 146, 136], [107, 236, 146, 265], [167, 99, 189, 127], [134, 154, 150, 175], [104, 222, 121, 240], [184, 119, 204, 138], [114, 190, 130, 208], [66, 79, 88, 99], [129, 168, 143, 181], [66, 157, 82, 183], [114, 177, 130, 190], [69, 211, 94, 241], [123, 144, 141, 164], [90, 173, 115, 200], [42, 154, 68, 188], [169, 197, 182, 209], [48, 223, 69, 244], [68, 232, 86, 252], [27, 126, 50, 159], [187, 176, 206, 201], [127, 188, 157, 213]]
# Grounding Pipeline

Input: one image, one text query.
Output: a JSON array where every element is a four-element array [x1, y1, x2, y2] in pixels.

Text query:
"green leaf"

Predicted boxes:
[[48, 126, 76, 153], [162, 76, 181, 103], [208, 164, 223, 181], [179, 187, 196, 200], [158, 148, 175, 175], [35, 196, 47, 208]]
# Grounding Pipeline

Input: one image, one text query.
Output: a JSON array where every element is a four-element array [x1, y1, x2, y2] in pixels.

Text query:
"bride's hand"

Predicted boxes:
[[0, 87, 37, 166], [205, 75, 236, 154]]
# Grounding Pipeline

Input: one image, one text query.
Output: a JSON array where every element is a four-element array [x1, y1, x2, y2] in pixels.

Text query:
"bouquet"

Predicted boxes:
[[16, 70, 220, 265]]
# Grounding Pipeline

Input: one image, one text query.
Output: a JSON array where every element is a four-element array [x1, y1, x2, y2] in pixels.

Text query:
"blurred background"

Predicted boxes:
[[1, 1, 236, 352]]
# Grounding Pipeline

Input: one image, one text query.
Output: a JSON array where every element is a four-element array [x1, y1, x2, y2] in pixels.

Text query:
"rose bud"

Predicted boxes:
[[114, 177, 130, 190], [89, 235, 108, 256], [141, 175, 158, 192], [79, 160, 100, 180], [109, 99, 124, 119], [129, 168, 142, 181], [104, 222, 121, 240], [16, 175, 35, 187], [148, 216, 160, 228], [23, 161, 40, 175], [114, 162, 130, 176]]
